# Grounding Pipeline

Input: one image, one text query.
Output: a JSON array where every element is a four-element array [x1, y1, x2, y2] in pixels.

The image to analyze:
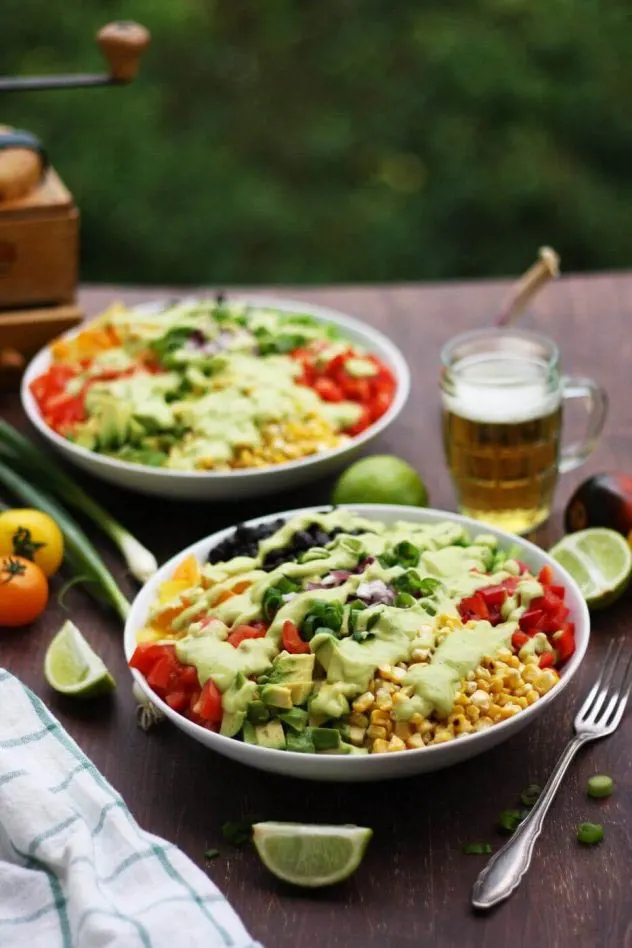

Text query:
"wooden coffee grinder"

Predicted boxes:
[[0, 21, 150, 390]]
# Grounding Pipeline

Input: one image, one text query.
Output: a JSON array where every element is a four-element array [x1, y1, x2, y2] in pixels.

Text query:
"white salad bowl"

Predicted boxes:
[[124, 504, 590, 782], [21, 295, 410, 500]]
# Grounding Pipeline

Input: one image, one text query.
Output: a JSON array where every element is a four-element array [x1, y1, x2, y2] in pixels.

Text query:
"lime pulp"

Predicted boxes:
[[44, 620, 115, 698], [252, 822, 372, 887], [549, 528, 632, 609]]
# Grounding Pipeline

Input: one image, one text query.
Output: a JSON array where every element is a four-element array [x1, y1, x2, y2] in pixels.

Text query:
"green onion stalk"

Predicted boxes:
[[0, 421, 157, 583]]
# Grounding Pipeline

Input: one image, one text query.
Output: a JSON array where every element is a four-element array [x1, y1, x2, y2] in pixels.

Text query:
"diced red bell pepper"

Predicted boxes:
[[457, 593, 489, 622], [478, 585, 507, 608], [345, 406, 372, 437], [516, 561, 530, 574], [519, 609, 545, 633], [538, 565, 554, 586], [549, 584, 565, 598], [193, 678, 223, 724], [227, 625, 267, 648], [539, 651, 555, 669], [512, 631, 530, 651], [552, 622, 576, 664], [165, 691, 189, 712], [502, 576, 519, 594], [282, 619, 311, 654], [129, 642, 174, 677]]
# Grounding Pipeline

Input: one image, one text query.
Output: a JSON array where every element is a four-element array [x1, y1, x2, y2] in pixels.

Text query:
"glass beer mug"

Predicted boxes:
[[440, 328, 608, 534]]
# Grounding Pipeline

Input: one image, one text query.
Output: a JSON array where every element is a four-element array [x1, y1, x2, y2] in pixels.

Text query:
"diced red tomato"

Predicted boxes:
[[129, 642, 173, 676], [457, 593, 490, 622], [313, 377, 344, 402], [291, 344, 396, 436], [501, 576, 519, 594], [178, 665, 200, 691], [165, 691, 189, 712], [282, 619, 310, 654], [519, 609, 545, 633], [552, 622, 576, 664], [227, 625, 267, 648], [539, 651, 555, 669], [478, 585, 507, 608], [549, 584, 565, 598], [512, 631, 530, 651], [146, 652, 179, 694], [516, 561, 530, 574], [192, 678, 223, 724]]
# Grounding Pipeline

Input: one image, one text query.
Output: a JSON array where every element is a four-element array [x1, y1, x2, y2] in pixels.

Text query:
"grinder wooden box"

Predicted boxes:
[[0, 168, 78, 309]]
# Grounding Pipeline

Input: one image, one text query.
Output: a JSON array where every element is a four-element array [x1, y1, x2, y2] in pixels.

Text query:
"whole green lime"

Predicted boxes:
[[332, 455, 428, 507]]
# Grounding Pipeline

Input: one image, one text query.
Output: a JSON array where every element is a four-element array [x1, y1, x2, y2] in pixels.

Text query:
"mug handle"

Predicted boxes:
[[559, 376, 608, 474]]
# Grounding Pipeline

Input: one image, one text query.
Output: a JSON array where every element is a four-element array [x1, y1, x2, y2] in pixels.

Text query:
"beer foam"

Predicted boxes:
[[442, 355, 560, 423]]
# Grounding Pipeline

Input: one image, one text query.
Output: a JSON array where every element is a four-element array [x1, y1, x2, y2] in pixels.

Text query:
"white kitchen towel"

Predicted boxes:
[[0, 669, 262, 948]]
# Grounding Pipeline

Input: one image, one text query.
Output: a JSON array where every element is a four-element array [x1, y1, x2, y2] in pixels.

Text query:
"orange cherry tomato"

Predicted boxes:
[[0, 555, 48, 627]]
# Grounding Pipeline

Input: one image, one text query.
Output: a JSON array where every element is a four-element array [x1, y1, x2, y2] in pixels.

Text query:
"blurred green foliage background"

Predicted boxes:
[[2, 1, 631, 285]]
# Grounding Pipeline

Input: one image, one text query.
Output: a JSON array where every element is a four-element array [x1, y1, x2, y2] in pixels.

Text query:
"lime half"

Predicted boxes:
[[44, 620, 116, 698], [252, 822, 372, 887], [550, 528, 632, 609], [332, 455, 428, 507]]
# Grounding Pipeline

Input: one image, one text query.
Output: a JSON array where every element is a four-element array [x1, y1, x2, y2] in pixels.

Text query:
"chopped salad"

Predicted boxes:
[[30, 297, 397, 472], [129, 510, 576, 755]]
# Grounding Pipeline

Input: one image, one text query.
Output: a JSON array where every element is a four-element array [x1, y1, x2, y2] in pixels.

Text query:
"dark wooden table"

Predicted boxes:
[[2, 274, 631, 948]]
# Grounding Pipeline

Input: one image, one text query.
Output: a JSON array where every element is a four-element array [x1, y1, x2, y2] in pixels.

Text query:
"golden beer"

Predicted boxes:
[[440, 329, 608, 535]]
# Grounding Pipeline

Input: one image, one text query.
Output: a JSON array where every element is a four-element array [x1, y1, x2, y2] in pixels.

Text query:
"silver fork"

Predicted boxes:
[[472, 640, 632, 910]]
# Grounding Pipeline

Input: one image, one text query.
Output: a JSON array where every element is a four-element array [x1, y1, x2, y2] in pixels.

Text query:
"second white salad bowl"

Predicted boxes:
[[21, 295, 410, 500], [124, 504, 590, 782]]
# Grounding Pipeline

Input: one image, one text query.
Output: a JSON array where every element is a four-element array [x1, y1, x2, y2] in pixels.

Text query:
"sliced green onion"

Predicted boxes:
[[577, 822, 604, 845], [0, 459, 130, 621], [498, 809, 527, 834], [520, 783, 542, 807], [587, 775, 613, 799], [0, 421, 157, 582], [221, 821, 253, 846], [463, 843, 492, 855]]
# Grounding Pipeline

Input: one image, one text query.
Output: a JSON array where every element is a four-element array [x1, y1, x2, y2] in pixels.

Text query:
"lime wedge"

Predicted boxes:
[[44, 620, 116, 698], [550, 528, 632, 609], [252, 822, 372, 887]]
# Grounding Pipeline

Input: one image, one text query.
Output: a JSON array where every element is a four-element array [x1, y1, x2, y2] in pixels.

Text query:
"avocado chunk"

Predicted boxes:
[[286, 729, 315, 753], [264, 651, 315, 685], [309, 682, 350, 721], [288, 681, 314, 706], [246, 699, 270, 725], [261, 683, 293, 710], [96, 396, 132, 451], [310, 727, 342, 751], [255, 720, 286, 750], [220, 673, 257, 737], [276, 707, 308, 732], [242, 721, 258, 745]]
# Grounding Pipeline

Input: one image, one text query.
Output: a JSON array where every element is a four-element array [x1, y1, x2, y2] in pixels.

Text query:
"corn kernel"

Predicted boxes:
[[470, 689, 491, 709], [372, 738, 390, 754], [387, 735, 407, 752], [410, 713, 424, 725], [352, 692, 375, 713], [490, 677, 504, 694], [526, 689, 539, 705], [454, 693, 469, 707], [406, 733, 424, 749], [367, 724, 387, 741], [349, 712, 369, 728], [394, 721, 412, 741], [370, 709, 390, 727], [419, 719, 434, 736], [375, 694, 394, 712], [465, 704, 480, 722], [432, 728, 454, 744]]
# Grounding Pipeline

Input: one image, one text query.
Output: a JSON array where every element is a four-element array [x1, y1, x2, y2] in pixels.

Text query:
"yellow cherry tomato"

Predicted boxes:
[[0, 509, 64, 577]]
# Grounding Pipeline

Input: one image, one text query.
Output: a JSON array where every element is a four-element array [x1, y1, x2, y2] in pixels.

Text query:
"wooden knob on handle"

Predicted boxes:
[[97, 22, 150, 82]]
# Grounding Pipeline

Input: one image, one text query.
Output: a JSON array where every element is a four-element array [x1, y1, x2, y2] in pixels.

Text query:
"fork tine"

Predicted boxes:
[[604, 652, 632, 731], [578, 639, 620, 720]]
